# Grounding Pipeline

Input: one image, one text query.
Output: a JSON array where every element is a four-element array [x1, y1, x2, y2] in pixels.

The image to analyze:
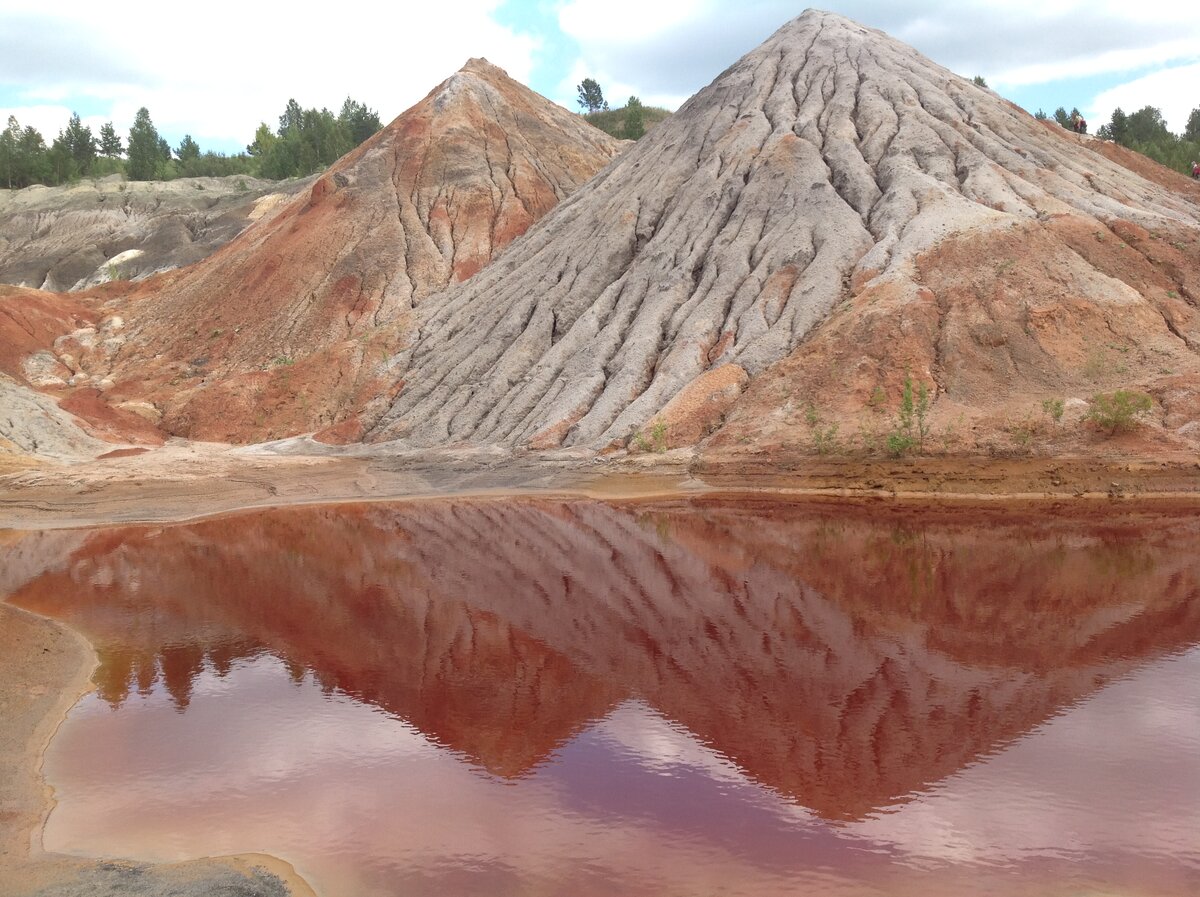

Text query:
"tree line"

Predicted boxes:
[[1036, 103, 1200, 175], [0, 98, 383, 189]]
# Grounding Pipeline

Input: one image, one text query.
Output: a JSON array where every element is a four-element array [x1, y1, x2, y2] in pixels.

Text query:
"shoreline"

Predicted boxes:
[[2, 445, 1199, 531], [0, 600, 319, 897]]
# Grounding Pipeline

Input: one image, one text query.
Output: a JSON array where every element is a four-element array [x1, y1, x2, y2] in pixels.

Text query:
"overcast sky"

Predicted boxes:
[[1, 0, 1197, 155]]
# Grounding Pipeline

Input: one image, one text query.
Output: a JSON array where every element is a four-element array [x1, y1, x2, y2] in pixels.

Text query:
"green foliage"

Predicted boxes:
[[886, 374, 931, 457], [127, 107, 167, 180], [175, 134, 201, 163], [252, 96, 379, 179], [803, 404, 841, 455], [338, 97, 382, 146], [576, 78, 607, 114], [1186, 107, 1200, 143], [972, 75, 988, 88], [1041, 398, 1065, 423], [585, 102, 670, 140], [1085, 390, 1154, 434], [622, 96, 646, 140], [1034, 108, 1048, 121], [58, 112, 97, 176], [1096, 104, 1200, 176], [99, 122, 122, 158], [1, 94, 379, 189], [633, 419, 669, 453]]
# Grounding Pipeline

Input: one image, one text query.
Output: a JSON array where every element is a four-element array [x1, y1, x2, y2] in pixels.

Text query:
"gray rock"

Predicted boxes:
[[0, 176, 313, 291], [0, 373, 105, 459]]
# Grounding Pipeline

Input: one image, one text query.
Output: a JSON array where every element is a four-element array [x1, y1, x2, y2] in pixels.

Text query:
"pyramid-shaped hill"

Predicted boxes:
[[74, 59, 621, 441], [367, 10, 1200, 456]]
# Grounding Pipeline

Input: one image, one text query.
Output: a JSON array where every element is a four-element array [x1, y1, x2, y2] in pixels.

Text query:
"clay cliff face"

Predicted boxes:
[[44, 59, 621, 442], [365, 10, 1200, 454], [6, 500, 1199, 819], [0, 175, 311, 292]]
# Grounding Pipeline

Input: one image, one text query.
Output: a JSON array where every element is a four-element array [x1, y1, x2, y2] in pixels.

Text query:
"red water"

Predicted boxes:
[[4, 498, 1200, 897]]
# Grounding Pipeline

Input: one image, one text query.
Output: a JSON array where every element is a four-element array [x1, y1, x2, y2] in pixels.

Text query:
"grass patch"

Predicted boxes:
[[584, 104, 671, 140]]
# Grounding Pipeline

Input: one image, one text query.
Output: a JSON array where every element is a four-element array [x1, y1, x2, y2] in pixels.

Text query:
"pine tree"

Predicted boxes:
[[338, 97, 382, 146], [577, 78, 606, 114], [99, 122, 123, 158], [176, 135, 201, 163], [61, 113, 97, 174], [1186, 107, 1200, 143], [127, 107, 162, 180], [0, 116, 20, 188], [623, 96, 645, 140]]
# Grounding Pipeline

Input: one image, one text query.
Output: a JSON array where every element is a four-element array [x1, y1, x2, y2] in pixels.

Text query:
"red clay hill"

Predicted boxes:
[[21, 59, 620, 443]]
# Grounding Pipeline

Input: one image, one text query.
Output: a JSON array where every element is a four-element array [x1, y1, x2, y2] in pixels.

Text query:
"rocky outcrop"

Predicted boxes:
[[0, 373, 106, 460], [366, 10, 1200, 453], [0, 175, 311, 292]]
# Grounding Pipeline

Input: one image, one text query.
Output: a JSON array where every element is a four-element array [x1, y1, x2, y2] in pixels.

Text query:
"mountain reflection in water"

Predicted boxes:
[[4, 498, 1200, 897]]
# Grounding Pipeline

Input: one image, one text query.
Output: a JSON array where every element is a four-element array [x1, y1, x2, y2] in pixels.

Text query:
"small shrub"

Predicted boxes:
[[650, 419, 668, 452], [886, 374, 931, 456], [1085, 390, 1153, 434], [1041, 398, 1064, 423], [633, 419, 669, 453], [803, 404, 841, 455], [886, 432, 916, 457]]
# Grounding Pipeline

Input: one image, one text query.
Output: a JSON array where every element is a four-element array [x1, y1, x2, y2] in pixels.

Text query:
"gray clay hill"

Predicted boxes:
[[366, 9, 1200, 455]]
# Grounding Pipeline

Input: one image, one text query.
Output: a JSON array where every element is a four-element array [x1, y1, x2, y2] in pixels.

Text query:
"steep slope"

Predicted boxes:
[[0, 175, 311, 291], [367, 10, 1200, 454], [61, 59, 621, 441]]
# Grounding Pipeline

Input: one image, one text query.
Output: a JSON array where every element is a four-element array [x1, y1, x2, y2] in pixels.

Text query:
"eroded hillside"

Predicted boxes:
[[363, 11, 1200, 458], [0, 175, 310, 291], [10, 59, 621, 444]]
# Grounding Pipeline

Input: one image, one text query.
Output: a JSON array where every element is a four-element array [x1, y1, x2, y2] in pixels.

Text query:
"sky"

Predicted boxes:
[[1, 0, 1197, 155]]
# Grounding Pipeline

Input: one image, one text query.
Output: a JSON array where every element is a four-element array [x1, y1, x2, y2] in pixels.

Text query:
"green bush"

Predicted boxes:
[[633, 419, 668, 453], [803, 404, 841, 455], [886, 374, 931, 457], [1041, 398, 1064, 423], [1085, 390, 1153, 434]]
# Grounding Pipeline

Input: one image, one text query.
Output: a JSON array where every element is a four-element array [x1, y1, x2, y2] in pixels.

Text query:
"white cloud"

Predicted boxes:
[[0, 104, 107, 140], [0, 0, 540, 149], [552, 0, 1200, 114], [559, 0, 712, 41], [556, 58, 690, 113], [993, 39, 1200, 88], [1089, 62, 1200, 134]]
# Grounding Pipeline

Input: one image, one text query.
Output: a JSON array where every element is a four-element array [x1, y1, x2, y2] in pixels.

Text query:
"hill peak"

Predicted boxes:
[[459, 56, 508, 77], [367, 7, 1200, 454]]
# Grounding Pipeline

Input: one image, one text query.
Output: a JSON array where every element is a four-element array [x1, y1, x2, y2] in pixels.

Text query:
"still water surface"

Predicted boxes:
[[4, 498, 1200, 896]]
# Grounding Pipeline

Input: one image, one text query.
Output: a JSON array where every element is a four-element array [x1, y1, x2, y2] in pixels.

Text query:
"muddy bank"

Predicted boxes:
[[0, 600, 315, 897], [1, 441, 1199, 530]]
